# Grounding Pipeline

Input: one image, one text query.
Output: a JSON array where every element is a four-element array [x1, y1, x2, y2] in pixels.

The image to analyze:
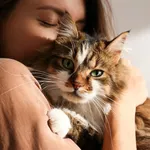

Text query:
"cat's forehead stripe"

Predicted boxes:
[[77, 42, 89, 66], [88, 56, 97, 69]]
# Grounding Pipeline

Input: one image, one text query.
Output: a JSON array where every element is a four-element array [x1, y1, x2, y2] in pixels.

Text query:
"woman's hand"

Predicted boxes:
[[103, 59, 148, 150], [118, 59, 148, 108]]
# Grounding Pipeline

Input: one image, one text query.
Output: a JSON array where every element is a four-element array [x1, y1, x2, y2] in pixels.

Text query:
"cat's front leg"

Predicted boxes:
[[47, 108, 72, 138], [63, 109, 102, 150], [47, 108, 102, 150]]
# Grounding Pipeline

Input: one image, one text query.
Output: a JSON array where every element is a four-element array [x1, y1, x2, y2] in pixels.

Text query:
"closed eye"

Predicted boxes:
[[38, 19, 58, 27]]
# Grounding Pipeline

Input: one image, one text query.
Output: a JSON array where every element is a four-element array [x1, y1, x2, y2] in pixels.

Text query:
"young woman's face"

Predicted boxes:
[[1, 0, 85, 62]]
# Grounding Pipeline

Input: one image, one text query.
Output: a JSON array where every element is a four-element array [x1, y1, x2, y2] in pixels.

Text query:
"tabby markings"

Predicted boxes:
[[77, 42, 89, 66]]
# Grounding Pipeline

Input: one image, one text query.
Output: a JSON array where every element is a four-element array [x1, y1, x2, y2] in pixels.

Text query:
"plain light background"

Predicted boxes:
[[111, 0, 150, 94]]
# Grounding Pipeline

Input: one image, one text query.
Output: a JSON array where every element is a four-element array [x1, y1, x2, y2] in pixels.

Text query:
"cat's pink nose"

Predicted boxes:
[[72, 82, 82, 90]]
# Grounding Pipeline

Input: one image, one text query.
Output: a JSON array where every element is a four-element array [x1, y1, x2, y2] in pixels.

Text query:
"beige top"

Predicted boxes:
[[0, 58, 80, 150]]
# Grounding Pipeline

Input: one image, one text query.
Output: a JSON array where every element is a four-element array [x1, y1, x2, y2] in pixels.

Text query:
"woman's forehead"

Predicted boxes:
[[20, 0, 85, 22]]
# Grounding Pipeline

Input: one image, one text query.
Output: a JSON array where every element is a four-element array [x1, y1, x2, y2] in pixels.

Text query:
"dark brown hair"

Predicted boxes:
[[0, 0, 19, 20], [84, 0, 115, 39]]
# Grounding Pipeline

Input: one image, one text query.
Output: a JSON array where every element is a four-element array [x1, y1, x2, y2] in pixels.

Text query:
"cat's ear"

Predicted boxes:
[[56, 12, 79, 43], [106, 31, 130, 64]]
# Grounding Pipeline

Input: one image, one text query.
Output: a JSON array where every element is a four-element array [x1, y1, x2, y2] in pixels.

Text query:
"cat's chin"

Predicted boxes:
[[62, 92, 90, 104]]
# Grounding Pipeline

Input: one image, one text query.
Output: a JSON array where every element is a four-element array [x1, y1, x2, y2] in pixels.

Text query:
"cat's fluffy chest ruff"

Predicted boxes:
[[49, 92, 111, 134]]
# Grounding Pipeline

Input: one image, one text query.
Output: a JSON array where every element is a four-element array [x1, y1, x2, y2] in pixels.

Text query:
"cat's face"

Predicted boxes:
[[45, 13, 129, 103]]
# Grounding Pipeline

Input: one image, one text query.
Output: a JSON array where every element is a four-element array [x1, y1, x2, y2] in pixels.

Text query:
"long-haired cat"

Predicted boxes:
[[30, 13, 150, 150]]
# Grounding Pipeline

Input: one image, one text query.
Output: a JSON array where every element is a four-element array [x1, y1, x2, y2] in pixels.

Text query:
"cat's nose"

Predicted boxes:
[[72, 82, 82, 91]]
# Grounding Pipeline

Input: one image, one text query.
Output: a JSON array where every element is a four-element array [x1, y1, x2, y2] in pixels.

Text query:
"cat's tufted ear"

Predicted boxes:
[[106, 31, 130, 64], [56, 12, 79, 44]]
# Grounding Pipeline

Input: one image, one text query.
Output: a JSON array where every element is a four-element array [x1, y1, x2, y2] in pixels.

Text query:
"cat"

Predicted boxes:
[[30, 13, 150, 150]]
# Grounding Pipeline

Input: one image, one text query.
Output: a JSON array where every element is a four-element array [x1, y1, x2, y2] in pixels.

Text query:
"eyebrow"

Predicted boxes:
[[37, 5, 65, 16], [37, 5, 85, 24]]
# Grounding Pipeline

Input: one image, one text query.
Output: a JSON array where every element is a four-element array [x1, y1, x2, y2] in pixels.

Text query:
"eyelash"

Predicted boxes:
[[38, 19, 58, 27]]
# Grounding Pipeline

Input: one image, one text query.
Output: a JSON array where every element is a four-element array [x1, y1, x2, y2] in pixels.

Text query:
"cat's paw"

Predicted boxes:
[[47, 108, 72, 138]]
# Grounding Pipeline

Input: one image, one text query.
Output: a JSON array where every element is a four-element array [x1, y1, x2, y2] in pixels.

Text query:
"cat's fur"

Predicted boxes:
[[136, 98, 150, 150], [30, 13, 150, 150]]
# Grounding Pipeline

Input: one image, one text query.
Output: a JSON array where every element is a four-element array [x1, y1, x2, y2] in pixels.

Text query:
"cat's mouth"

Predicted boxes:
[[61, 90, 94, 104], [57, 84, 96, 103], [72, 90, 81, 97]]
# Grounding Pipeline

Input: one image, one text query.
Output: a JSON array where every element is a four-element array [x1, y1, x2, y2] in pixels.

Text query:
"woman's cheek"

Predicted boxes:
[[2, 19, 58, 61], [25, 19, 58, 42]]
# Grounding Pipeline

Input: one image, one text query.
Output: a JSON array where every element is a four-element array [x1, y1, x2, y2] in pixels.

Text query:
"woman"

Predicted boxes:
[[0, 0, 148, 150]]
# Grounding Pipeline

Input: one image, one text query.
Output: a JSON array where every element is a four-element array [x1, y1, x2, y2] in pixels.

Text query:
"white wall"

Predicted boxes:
[[111, 0, 150, 94]]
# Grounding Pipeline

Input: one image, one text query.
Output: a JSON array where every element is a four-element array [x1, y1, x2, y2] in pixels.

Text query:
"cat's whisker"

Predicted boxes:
[[100, 96, 121, 117], [33, 75, 53, 81], [32, 75, 54, 81], [94, 97, 110, 120], [41, 83, 48, 87], [31, 68, 48, 73], [93, 100, 103, 116], [34, 76, 65, 84], [104, 95, 121, 106], [94, 102, 108, 135], [91, 100, 104, 134], [93, 98, 114, 147], [31, 71, 49, 76], [96, 93, 106, 100], [31, 74, 49, 78], [45, 87, 58, 91], [87, 102, 94, 123], [41, 82, 57, 88], [37, 78, 56, 81], [41, 82, 57, 87], [31, 69, 50, 76], [31, 72, 49, 76], [92, 99, 104, 117], [31, 75, 49, 79], [38, 81, 57, 85], [42, 85, 58, 91], [38, 80, 57, 83], [38, 78, 56, 83], [96, 99, 108, 108], [31, 71, 63, 81], [34, 75, 60, 80], [92, 101, 103, 118], [95, 100, 115, 149], [95, 96, 106, 106], [40, 83, 56, 88]]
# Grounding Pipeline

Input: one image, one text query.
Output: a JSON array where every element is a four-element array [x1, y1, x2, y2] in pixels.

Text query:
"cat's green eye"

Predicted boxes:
[[90, 70, 104, 77], [62, 58, 74, 70]]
